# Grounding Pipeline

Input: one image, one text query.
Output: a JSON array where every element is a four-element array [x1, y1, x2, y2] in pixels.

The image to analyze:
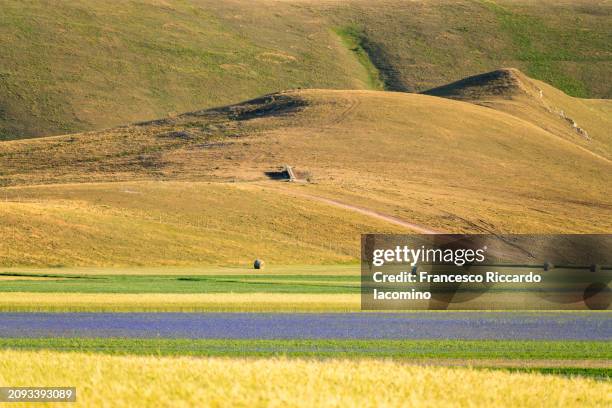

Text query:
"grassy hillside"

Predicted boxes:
[[0, 0, 370, 140], [0, 182, 404, 266], [324, 0, 612, 96], [0, 69, 610, 266], [1, 0, 610, 139]]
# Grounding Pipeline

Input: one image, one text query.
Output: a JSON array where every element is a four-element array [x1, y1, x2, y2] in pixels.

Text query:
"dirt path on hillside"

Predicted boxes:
[[261, 183, 438, 234]]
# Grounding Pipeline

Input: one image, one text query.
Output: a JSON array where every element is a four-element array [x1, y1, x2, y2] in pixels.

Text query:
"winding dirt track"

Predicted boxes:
[[261, 183, 438, 234]]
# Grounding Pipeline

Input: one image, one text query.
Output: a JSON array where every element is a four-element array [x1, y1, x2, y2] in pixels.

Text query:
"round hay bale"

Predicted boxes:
[[589, 264, 601, 273], [583, 282, 611, 310], [543, 261, 554, 271], [254, 259, 265, 270]]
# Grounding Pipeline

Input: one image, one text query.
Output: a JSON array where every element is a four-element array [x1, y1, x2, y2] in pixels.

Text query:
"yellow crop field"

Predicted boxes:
[[0, 350, 609, 407], [0, 293, 361, 312], [0, 264, 359, 276]]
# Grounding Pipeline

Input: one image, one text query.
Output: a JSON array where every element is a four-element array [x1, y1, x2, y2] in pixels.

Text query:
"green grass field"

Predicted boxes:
[[0, 273, 359, 293], [1, 338, 606, 360]]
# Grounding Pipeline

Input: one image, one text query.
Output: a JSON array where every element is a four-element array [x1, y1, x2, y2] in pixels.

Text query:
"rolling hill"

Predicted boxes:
[[423, 68, 612, 160], [0, 69, 610, 266], [0, 0, 370, 140], [1, 0, 610, 139]]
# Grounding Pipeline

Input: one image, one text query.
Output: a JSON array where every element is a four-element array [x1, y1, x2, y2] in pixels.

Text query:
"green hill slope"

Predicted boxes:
[[0, 0, 370, 140], [1, 0, 610, 140], [325, 0, 612, 97]]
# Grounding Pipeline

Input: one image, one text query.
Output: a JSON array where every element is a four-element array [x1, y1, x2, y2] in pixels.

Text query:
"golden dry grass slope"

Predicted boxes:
[[0, 350, 610, 407], [423, 68, 612, 160], [0, 69, 610, 266]]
